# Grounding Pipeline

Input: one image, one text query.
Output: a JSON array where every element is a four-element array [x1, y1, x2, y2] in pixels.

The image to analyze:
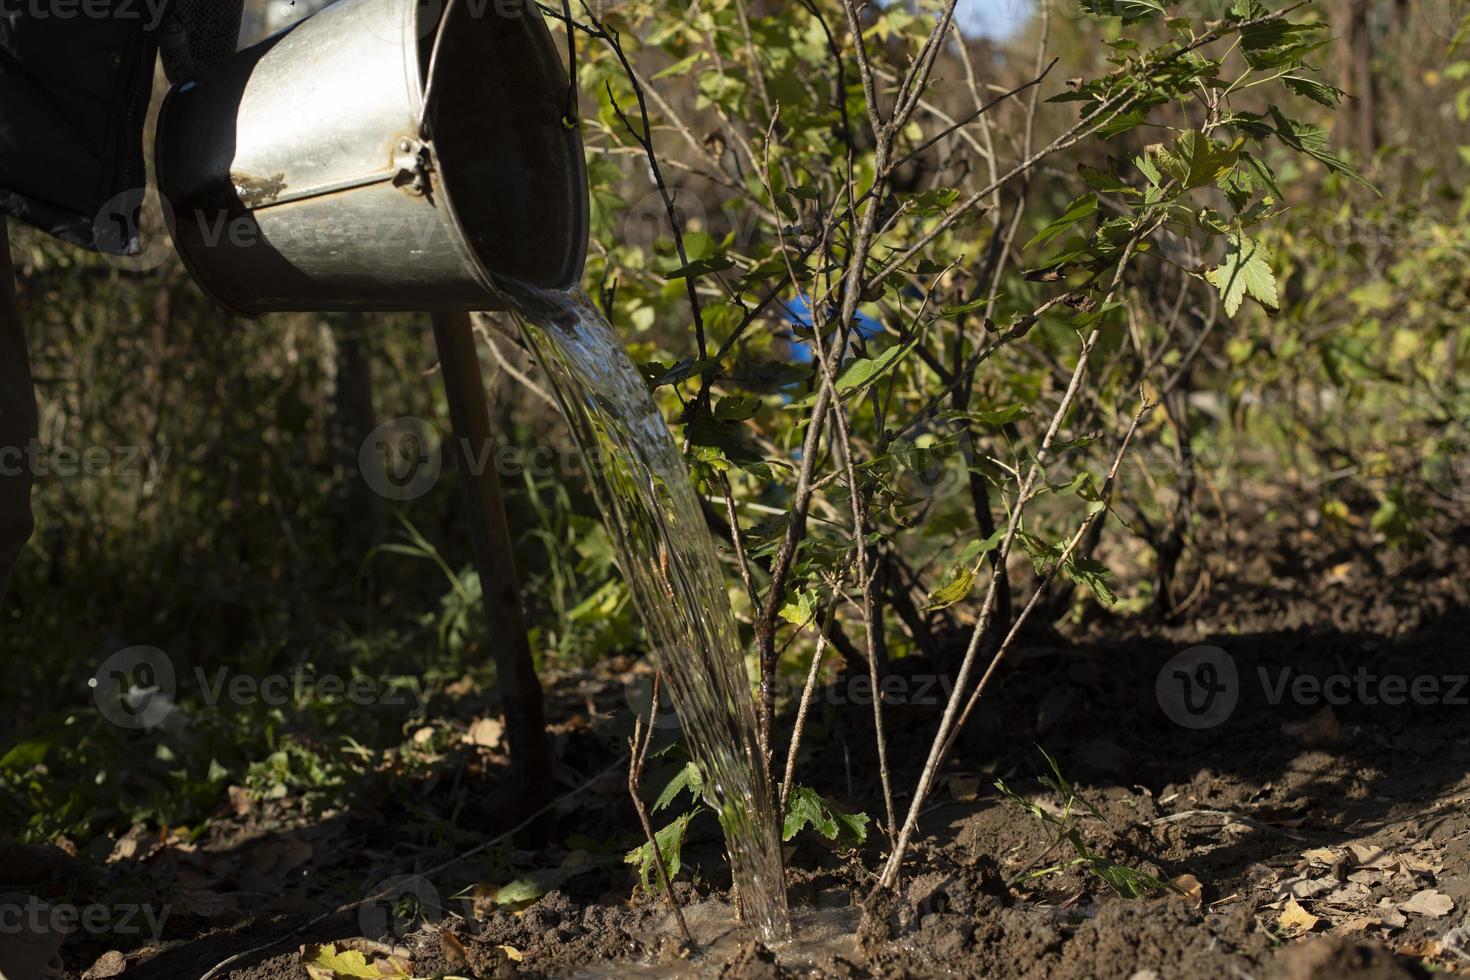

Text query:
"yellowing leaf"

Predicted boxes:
[[1207, 234, 1278, 317], [1279, 898, 1320, 936], [923, 565, 976, 611], [1169, 873, 1204, 909], [300, 944, 413, 980]]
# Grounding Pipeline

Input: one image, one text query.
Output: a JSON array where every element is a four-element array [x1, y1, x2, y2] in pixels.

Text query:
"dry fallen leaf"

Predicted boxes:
[[1280, 898, 1321, 936], [1170, 874, 1204, 909], [464, 717, 504, 748], [1282, 705, 1340, 743], [1347, 844, 1394, 869], [439, 928, 468, 968], [81, 950, 127, 979], [1277, 876, 1336, 901], [226, 785, 255, 818], [1302, 847, 1337, 865], [1331, 915, 1382, 935], [1322, 882, 1372, 905], [1400, 889, 1454, 918], [1374, 900, 1407, 929]]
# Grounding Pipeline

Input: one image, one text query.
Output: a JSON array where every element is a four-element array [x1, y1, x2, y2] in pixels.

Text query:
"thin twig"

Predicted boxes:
[[628, 674, 694, 946]]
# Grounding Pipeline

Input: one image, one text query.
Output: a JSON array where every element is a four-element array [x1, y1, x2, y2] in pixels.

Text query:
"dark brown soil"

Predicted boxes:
[[23, 504, 1470, 979]]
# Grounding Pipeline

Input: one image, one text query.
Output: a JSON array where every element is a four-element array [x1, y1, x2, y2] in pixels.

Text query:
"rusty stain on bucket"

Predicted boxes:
[[232, 172, 288, 209]]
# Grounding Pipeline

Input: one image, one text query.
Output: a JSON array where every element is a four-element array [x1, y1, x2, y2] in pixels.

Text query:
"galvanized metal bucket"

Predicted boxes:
[[156, 0, 587, 314]]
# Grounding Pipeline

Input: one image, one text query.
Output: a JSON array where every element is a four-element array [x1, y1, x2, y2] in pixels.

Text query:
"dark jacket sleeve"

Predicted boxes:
[[0, 9, 161, 254]]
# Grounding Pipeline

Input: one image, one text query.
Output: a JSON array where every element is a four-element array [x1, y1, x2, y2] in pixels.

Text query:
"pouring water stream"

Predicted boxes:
[[502, 284, 791, 942]]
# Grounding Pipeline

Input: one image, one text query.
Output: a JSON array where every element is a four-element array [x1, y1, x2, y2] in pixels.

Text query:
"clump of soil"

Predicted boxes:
[[1265, 936, 1427, 980]]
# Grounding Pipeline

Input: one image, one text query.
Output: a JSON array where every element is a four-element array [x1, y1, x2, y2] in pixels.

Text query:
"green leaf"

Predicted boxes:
[[653, 52, 705, 79], [939, 296, 994, 318], [923, 565, 976, 611], [1079, 0, 1165, 23], [782, 786, 868, 846], [1239, 16, 1328, 70], [1096, 107, 1150, 139], [1154, 131, 1240, 189], [1206, 233, 1278, 317], [663, 255, 735, 280], [910, 187, 960, 215], [624, 809, 698, 893], [1066, 554, 1117, 605], [494, 852, 597, 907], [645, 357, 717, 388], [713, 394, 762, 421], [1268, 107, 1373, 189], [1282, 74, 1344, 108], [778, 588, 818, 626], [836, 340, 915, 393], [953, 404, 1031, 427], [792, 340, 917, 407], [959, 528, 1007, 565], [1025, 194, 1098, 251], [653, 762, 703, 813]]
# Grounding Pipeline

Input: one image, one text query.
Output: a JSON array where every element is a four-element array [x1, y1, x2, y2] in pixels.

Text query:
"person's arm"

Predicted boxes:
[[0, 219, 38, 604]]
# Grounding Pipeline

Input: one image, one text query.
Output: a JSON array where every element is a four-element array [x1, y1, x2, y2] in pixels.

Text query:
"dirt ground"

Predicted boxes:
[[17, 500, 1470, 979]]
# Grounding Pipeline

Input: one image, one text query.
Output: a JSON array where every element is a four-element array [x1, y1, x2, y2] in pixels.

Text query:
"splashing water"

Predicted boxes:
[[504, 284, 791, 942]]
